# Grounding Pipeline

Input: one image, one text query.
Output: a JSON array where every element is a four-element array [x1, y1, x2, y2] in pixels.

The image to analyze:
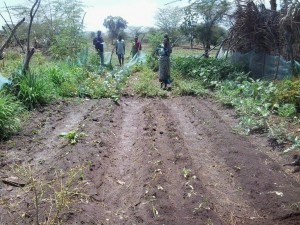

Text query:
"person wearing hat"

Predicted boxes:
[[131, 36, 142, 58]]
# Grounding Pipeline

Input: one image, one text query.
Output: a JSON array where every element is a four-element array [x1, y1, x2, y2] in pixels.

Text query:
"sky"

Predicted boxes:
[[1, 0, 189, 32], [1, 0, 272, 32]]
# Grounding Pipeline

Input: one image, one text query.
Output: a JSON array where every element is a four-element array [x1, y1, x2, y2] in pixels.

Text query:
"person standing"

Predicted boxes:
[[115, 35, 125, 66], [131, 35, 142, 58], [93, 30, 104, 66], [157, 34, 172, 89]]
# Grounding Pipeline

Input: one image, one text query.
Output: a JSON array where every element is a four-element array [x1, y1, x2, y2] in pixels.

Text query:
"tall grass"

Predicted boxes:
[[16, 71, 56, 110], [0, 91, 23, 139]]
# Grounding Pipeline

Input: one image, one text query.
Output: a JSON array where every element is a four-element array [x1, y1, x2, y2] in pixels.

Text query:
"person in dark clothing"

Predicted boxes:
[[93, 30, 104, 65], [131, 36, 142, 58], [156, 35, 172, 89]]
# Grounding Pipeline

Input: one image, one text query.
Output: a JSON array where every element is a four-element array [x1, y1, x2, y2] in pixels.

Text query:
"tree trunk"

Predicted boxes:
[[204, 42, 210, 58], [270, 0, 277, 11]]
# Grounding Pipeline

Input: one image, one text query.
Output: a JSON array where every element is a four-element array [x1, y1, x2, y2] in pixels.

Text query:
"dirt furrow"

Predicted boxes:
[[132, 99, 223, 225], [167, 98, 261, 225], [168, 97, 300, 225], [75, 98, 154, 224]]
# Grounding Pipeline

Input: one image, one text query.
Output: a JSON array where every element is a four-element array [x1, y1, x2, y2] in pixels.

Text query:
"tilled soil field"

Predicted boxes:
[[0, 95, 300, 225]]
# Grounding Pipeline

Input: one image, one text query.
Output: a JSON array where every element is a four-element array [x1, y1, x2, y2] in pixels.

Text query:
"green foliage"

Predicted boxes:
[[48, 0, 87, 59], [59, 130, 87, 144], [277, 103, 297, 117], [146, 54, 159, 72], [154, 7, 183, 39], [133, 66, 167, 97], [147, 33, 165, 52], [236, 115, 265, 135], [0, 91, 23, 139], [173, 57, 246, 89], [194, 23, 227, 46], [15, 72, 55, 110], [272, 79, 300, 107], [172, 70, 207, 96]]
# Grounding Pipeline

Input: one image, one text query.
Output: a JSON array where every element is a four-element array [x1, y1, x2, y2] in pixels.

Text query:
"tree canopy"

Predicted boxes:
[[103, 16, 128, 43], [188, 0, 231, 56]]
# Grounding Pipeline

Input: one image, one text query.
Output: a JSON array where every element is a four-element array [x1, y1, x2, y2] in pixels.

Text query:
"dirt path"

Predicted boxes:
[[1, 95, 300, 225]]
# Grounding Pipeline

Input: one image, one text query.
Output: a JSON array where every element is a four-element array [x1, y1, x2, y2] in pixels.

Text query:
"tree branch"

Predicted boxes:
[[0, 18, 25, 59]]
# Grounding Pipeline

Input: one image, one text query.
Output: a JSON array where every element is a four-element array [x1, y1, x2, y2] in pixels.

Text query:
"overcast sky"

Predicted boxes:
[[0, 0, 188, 31], [1, 0, 272, 32]]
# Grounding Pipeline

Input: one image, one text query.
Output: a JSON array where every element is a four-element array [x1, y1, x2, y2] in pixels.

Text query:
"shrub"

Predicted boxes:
[[273, 79, 300, 108]]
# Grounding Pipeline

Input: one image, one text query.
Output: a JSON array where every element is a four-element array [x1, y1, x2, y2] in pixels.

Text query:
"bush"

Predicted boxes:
[[273, 79, 300, 108]]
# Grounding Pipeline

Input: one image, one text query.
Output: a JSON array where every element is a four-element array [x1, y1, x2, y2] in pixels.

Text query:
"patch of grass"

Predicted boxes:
[[133, 66, 167, 97], [1, 164, 88, 225], [0, 91, 23, 139], [172, 70, 207, 96], [16, 71, 55, 110]]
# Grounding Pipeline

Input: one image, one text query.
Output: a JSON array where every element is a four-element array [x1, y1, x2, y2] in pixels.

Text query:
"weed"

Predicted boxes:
[[1, 164, 87, 225], [194, 199, 211, 212], [152, 206, 159, 218], [182, 167, 192, 179], [59, 131, 87, 145], [291, 202, 300, 211]]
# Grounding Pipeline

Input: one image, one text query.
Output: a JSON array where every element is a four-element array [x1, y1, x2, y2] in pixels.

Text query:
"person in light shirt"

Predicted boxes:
[[115, 35, 125, 66]]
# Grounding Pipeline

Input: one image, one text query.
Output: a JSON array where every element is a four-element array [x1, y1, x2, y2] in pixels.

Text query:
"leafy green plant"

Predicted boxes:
[[277, 103, 297, 117], [284, 135, 300, 153], [59, 130, 87, 145], [236, 115, 265, 135], [182, 167, 192, 179]]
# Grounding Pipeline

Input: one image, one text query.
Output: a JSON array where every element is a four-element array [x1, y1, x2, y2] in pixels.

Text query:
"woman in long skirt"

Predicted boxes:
[[157, 35, 172, 89]]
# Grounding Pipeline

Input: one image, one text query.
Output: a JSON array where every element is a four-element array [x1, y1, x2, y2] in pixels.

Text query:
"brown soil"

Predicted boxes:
[[1, 94, 300, 224]]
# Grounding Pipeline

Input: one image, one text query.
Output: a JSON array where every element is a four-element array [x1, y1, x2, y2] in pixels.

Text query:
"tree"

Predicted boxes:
[[47, 0, 87, 59], [180, 6, 199, 49], [154, 6, 183, 40], [194, 23, 227, 47], [189, 0, 231, 57], [23, 0, 41, 73], [103, 16, 127, 43], [270, 0, 277, 11], [9, 0, 86, 54], [126, 26, 145, 39]]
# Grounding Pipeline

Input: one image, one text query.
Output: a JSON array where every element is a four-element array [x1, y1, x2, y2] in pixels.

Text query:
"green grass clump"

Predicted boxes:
[[16, 72, 55, 110], [0, 91, 23, 139]]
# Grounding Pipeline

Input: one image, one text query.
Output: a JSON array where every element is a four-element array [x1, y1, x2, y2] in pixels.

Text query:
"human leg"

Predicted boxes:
[[121, 54, 124, 65], [117, 54, 122, 65], [99, 51, 104, 65]]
